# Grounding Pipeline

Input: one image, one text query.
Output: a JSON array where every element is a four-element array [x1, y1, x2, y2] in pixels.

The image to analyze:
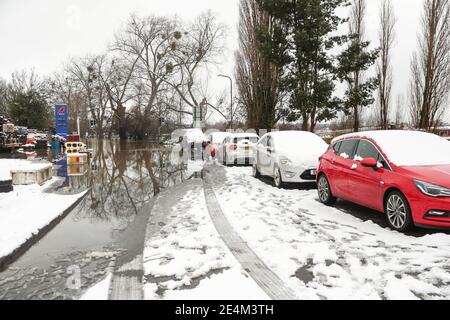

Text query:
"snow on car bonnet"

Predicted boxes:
[[333, 131, 450, 167]]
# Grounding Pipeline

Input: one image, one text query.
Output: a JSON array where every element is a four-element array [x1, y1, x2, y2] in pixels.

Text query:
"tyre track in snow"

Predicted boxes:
[[203, 172, 297, 300]]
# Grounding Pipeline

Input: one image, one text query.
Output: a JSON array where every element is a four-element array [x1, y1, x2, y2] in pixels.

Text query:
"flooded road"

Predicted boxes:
[[0, 140, 194, 300]]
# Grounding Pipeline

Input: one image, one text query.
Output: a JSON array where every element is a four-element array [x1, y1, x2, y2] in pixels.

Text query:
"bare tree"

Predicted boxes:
[[48, 69, 90, 135], [69, 55, 114, 137], [377, 0, 396, 129], [349, 0, 367, 132], [112, 14, 182, 138], [165, 11, 227, 123], [9, 70, 45, 96], [235, 0, 280, 130], [0, 78, 8, 116], [410, 0, 450, 131], [395, 94, 405, 127]]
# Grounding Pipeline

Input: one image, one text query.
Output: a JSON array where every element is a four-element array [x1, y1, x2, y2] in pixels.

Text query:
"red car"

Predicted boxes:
[[317, 131, 450, 232]]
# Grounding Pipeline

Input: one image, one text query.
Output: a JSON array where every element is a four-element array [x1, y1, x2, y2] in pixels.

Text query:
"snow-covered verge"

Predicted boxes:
[[209, 166, 450, 300], [79, 274, 112, 300], [143, 181, 269, 300], [0, 178, 88, 260]]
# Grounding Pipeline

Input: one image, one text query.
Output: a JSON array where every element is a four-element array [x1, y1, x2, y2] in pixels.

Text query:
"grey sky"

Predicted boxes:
[[0, 0, 429, 121]]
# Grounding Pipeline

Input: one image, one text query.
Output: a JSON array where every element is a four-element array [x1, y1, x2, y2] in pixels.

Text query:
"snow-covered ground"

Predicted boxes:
[[208, 165, 450, 300], [0, 178, 88, 260], [79, 274, 112, 300], [143, 180, 269, 300]]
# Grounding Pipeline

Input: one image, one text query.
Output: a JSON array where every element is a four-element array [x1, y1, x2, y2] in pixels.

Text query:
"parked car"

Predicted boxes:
[[207, 131, 230, 159], [253, 131, 328, 188], [317, 130, 450, 232], [219, 133, 259, 166], [179, 129, 207, 161]]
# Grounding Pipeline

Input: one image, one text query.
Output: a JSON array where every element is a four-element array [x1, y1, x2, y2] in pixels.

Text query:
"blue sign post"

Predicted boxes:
[[55, 104, 68, 138]]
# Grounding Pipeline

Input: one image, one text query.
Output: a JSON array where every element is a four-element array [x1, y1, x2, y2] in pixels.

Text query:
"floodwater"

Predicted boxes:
[[0, 140, 197, 300]]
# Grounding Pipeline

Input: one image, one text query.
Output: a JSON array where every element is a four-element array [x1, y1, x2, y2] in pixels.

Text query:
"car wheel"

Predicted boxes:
[[253, 163, 261, 178], [318, 175, 337, 205], [385, 191, 414, 232], [274, 168, 284, 189]]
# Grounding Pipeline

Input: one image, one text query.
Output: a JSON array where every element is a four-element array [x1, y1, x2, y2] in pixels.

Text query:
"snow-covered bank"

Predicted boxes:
[[143, 180, 268, 300], [209, 165, 450, 300], [0, 178, 88, 260]]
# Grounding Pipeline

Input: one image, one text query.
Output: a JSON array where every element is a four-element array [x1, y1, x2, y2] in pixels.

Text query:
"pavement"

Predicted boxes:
[[203, 175, 296, 300], [140, 164, 300, 300]]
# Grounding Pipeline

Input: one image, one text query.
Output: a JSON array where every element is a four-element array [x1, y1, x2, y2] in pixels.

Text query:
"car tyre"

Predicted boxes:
[[253, 163, 261, 178], [385, 191, 414, 233], [274, 168, 284, 189], [317, 174, 337, 205]]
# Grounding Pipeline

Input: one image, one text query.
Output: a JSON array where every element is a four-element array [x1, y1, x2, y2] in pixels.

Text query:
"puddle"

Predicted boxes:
[[0, 139, 193, 300]]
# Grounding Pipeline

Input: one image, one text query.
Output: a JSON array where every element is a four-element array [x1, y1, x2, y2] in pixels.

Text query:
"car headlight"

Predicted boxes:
[[280, 157, 292, 166], [414, 179, 450, 197]]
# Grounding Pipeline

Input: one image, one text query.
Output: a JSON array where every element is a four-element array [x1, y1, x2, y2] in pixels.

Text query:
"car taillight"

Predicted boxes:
[[230, 144, 238, 151]]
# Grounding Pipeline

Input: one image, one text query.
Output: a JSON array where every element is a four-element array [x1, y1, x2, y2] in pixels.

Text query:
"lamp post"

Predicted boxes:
[[218, 74, 233, 129]]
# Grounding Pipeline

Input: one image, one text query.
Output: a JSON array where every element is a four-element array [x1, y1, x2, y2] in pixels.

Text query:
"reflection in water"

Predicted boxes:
[[0, 140, 193, 300]]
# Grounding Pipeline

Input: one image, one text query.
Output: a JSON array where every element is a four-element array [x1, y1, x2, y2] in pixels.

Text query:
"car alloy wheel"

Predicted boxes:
[[317, 175, 337, 205], [274, 168, 284, 188], [385, 192, 413, 232]]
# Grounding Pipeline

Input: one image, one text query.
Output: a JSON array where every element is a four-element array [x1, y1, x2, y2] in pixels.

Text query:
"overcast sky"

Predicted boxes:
[[0, 0, 428, 121]]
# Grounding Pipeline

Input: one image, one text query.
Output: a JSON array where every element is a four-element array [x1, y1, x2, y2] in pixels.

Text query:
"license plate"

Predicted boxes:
[[310, 170, 317, 176]]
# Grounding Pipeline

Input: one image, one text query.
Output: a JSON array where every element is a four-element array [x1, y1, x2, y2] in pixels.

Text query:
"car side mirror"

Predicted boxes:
[[267, 147, 274, 154], [361, 157, 378, 169]]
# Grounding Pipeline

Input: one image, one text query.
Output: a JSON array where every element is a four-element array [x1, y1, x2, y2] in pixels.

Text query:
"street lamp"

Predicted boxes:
[[218, 74, 233, 129]]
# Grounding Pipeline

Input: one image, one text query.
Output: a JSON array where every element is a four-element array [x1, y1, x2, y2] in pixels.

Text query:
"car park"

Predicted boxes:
[[317, 130, 450, 232], [253, 131, 328, 188]]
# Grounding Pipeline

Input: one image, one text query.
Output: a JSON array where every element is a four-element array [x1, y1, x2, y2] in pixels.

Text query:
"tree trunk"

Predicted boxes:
[[353, 106, 360, 132]]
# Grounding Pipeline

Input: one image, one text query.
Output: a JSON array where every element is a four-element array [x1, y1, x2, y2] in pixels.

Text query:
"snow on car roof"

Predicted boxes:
[[270, 131, 328, 152], [229, 132, 259, 138], [332, 130, 450, 167], [208, 132, 231, 143], [182, 129, 206, 143], [270, 130, 321, 138]]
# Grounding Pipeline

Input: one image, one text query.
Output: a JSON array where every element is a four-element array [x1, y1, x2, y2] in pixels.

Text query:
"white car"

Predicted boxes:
[[253, 131, 328, 188], [219, 133, 259, 166], [178, 128, 207, 161]]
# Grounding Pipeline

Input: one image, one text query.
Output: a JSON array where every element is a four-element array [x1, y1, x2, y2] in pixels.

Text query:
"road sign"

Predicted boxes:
[[55, 104, 68, 138]]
